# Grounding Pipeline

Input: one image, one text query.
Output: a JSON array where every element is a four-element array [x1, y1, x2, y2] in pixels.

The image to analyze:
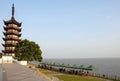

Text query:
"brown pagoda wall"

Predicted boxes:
[[5, 47, 15, 51], [7, 30, 18, 33], [3, 23, 20, 55], [5, 41, 18, 44]]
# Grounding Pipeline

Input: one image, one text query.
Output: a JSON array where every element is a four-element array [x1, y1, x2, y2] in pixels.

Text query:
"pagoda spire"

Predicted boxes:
[[4, 4, 21, 27], [12, 4, 14, 18]]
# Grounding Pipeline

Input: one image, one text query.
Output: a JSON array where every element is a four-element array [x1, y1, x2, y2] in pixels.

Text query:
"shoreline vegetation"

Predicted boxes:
[[27, 63, 120, 81]]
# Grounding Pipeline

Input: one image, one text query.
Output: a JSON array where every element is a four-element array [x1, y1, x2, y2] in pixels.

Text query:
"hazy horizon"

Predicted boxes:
[[0, 0, 120, 59]]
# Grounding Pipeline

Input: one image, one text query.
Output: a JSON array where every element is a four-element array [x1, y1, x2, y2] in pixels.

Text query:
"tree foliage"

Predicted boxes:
[[15, 39, 42, 62]]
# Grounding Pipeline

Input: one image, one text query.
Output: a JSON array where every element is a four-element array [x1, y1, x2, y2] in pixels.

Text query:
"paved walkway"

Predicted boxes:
[[0, 64, 2, 81], [2, 63, 49, 81]]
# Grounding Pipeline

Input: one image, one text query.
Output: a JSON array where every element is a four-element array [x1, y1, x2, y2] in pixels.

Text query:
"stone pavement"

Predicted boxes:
[[0, 64, 2, 81], [2, 63, 49, 81]]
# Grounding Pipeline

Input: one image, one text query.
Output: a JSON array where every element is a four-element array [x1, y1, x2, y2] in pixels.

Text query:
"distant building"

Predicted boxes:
[[2, 4, 22, 57]]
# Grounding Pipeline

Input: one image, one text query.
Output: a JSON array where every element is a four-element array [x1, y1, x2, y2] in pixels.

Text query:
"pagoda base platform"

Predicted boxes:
[[2, 56, 13, 63]]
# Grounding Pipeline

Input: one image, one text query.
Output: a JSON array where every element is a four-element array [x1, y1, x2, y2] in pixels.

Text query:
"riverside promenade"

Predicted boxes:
[[2, 63, 49, 81]]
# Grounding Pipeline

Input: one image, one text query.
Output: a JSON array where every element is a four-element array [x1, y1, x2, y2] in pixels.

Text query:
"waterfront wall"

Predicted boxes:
[[13, 59, 27, 66], [19, 61, 27, 66]]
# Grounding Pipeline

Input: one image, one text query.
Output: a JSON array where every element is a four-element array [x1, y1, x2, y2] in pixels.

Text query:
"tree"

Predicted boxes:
[[15, 39, 42, 62]]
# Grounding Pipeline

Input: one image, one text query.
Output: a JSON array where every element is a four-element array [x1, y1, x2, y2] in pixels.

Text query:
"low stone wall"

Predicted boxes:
[[19, 61, 27, 66]]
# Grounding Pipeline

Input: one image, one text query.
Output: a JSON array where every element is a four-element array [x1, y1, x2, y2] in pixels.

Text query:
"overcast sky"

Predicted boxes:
[[0, 0, 120, 59]]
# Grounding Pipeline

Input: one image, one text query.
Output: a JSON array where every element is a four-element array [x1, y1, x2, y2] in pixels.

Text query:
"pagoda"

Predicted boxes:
[[2, 4, 22, 56]]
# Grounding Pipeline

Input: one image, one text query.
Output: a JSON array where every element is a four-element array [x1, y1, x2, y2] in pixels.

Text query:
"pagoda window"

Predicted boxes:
[[6, 41, 9, 44], [8, 24, 12, 27], [11, 41, 14, 43], [7, 35, 10, 38], [7, 24, 18, 29], [11, 41, 15, 44], [6, 41, 10, 44], [6, 40, 16, 44], [15, 30, 17, 33], [7, 29, 17, 33], [6, 47, 10, 50], [13, 41, 18, 44], [10, 47, 15, 51], [13, 24, 17, 27], [7, 30, 10, 32], [9, 47, 11, 50], [13, 35, 18, 38], [7, 35, 13, 38], [7, 29, 13, 32], [12, 30, 18, 33], [7, 35, 18, 38]]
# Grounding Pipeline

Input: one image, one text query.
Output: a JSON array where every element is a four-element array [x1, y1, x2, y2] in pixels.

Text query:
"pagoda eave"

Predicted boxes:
[[19, 34, 22, 37], [2, 44, 15, 47], [18, 28, 22, 32], [3, 26, 7, 31], [3, 32, 21, 36], [3, 32, 6, 36], [4, 17, 21, 27], [2, 50, 15, 53], [2, 44, 5, 47], [3, 37, 20, 41], [4, 26, 21, 31]]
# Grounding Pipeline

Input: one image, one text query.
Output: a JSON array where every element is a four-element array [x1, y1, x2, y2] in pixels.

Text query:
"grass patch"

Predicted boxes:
[[55, 75, 105, 81], [38, 68, 59, 75], [38, 68, 106, 81]]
